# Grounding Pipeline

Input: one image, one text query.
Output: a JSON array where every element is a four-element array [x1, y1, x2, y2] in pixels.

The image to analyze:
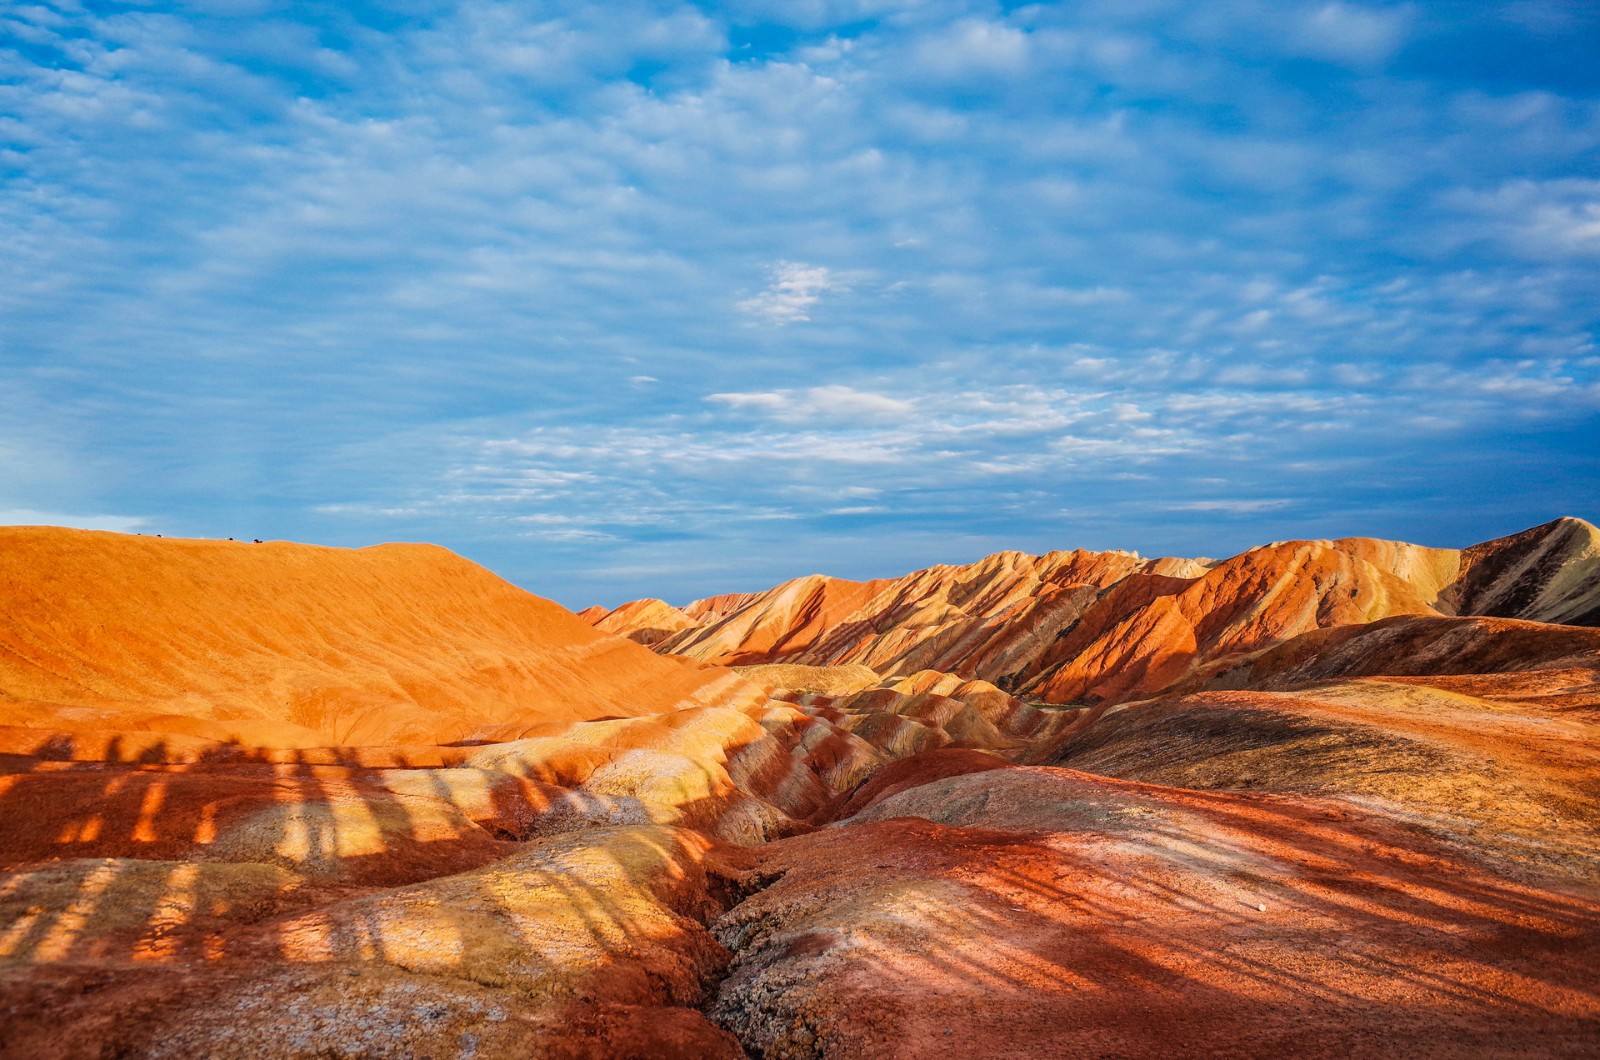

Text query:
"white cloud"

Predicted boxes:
[[425, 370, 1434, 540], [1292, 3, 1414, 65], [736, 261, 839, 323], [0, 510, 148, 533], [707, 384, 915, 420], [1169, 499, 1294, 514], [909, 18, 1031, 80], [1525, 199, 1600, 256], [1440, 179, 1600, 260]]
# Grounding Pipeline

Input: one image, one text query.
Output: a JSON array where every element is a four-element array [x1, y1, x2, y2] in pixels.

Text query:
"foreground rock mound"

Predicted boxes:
[[710, 765, 1600, 1057]]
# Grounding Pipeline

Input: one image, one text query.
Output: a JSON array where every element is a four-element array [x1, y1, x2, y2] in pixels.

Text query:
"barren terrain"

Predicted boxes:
[[2, 521, 1598, 1057]]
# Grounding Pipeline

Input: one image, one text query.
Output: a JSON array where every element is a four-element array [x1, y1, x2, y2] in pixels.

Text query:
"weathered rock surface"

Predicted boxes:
[[1442, 516, 1600, 626], [708, 767, 1600, 1058], [577, 597, 701, 647], [588, 517, 1600, 706]]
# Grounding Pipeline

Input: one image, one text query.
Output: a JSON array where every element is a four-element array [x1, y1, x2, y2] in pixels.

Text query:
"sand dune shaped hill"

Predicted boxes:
[[0, 526, 763, 751]]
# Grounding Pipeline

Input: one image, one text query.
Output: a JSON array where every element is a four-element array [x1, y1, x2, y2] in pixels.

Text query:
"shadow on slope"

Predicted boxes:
[[706, 765, 1600, 1058], [0, 726, 787, 1058]]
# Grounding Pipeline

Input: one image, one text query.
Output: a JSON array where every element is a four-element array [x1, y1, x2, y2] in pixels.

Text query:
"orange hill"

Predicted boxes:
[[0, 527, 760, 749], [586, 517, 1600, 705]]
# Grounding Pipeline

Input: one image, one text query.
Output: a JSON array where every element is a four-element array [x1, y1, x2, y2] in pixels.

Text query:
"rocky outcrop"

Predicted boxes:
[[1439, 516, 1600, 626], [705, 760, 1600, 1058], [594, 548, 1211, 685], [578, 597, 700, 646], [1020, 536, 1460, 703], [587, 518, 1600, 706]]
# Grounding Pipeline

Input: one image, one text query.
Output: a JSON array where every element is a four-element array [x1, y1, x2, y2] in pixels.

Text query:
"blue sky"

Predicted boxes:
[[3, 0, 1598, 607]]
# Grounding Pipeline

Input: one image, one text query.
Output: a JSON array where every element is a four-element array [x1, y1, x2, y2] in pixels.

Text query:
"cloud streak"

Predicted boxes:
[[707, 384, 914, 419]]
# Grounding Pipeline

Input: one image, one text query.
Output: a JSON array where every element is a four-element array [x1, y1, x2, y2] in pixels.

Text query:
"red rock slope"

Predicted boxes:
[[614, 549, 1208, 679]]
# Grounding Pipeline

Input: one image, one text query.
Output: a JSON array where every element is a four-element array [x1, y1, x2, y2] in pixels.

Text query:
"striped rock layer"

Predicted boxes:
[[587, 517, 1600, 705]]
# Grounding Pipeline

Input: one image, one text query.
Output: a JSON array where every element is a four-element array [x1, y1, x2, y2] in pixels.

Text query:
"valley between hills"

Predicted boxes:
[[2, 518, 1599, 1057]]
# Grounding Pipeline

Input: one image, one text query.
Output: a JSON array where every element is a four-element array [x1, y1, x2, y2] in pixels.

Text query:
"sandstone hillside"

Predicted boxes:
[[587, 517, 1600, 705], [0, 527, 762, 749]]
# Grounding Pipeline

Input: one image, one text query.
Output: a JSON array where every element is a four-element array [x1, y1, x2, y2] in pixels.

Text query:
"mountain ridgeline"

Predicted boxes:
[[582, 516, 1600, 705]]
